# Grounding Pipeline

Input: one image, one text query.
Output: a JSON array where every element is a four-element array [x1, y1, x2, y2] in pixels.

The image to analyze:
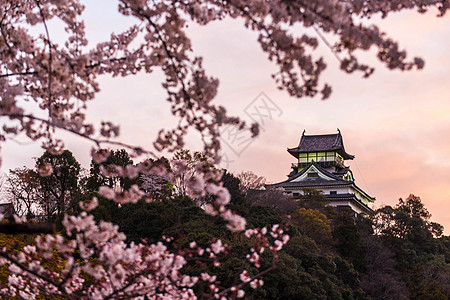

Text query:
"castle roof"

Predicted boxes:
[[267, 161, 351, 189], [287, 129, 354, 160], [266, 161, 375, 203]]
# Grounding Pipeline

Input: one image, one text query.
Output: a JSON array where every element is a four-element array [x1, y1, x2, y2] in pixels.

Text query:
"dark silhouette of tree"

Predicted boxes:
[[6, 167, 41, 219], [36, 150, 81, 219], [86, 149, 134, 191], [237, 171, 266, 194], [297, 188, 330, 212], [360, 235, 409, 300], [373, 195, 449, 298], [221, 170, 244, 205], [246, 188, 297, 214], [374, 194, 443, 241], [332, 213, 367, 273], [291, 207, 332, 245]]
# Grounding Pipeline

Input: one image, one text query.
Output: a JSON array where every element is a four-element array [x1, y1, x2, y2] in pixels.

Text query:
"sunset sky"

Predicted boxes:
[[1, 3, 450, 233]]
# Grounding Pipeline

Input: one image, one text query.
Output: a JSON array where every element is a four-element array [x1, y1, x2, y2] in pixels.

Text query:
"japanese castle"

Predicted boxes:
[[267, 130, 375, 215]]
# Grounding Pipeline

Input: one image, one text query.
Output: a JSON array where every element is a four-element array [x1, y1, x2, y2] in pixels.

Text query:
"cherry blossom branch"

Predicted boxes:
[[0, 70, 39, 78], [0, 113, 155, 157], [0, 4, 19, 56], [0, 251, 73, 299], [34, 0, 53, 108]]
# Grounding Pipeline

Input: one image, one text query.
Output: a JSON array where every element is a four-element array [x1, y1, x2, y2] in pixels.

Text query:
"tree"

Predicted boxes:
[[221, 170, 245, 205], [86, 149, 135, 192], [297, 188, 330, 213], [332, 213, 367, 273], [6, 167, 41, 219], [374, 194, 443, 248], [291, 207, 332, 245], [171, 149, 214, 197], [237, 171, 266, 194], [359, 230, 409, 299], [35, 150, 81, 218], [373, 195, 449, 298], [140, 157, 173, 201], [246, 188, 298, 214]]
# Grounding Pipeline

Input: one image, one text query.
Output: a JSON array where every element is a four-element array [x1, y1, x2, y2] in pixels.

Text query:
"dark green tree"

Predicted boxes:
[[297, 188, 329, 213], [373, 195, 449, 298], [6, 167, 41, 219], [35, 150, 81, 219], [221, 170, 244, 205], [86, 149, 135, 191], [332, 213, 367, 273], [374, 195, 443, 243]]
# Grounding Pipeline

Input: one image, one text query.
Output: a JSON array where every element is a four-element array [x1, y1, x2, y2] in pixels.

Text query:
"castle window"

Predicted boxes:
[[307, 172, 319, 178], [299, 153, 307, 163], [330, 191, 337, 194]]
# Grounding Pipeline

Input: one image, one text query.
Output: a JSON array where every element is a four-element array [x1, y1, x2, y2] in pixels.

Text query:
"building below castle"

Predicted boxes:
[[267, 130, 374, 215]]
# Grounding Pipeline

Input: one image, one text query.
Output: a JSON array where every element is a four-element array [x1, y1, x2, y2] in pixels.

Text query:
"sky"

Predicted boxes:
[[1, 3, 450, 233]]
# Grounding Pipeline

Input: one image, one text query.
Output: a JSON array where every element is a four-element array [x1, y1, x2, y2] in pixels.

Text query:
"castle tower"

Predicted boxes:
[[268, 130, 375, 215]]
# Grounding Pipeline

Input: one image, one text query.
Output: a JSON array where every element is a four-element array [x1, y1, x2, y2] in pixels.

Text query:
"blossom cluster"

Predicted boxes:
[[0, 210, 289, 299]]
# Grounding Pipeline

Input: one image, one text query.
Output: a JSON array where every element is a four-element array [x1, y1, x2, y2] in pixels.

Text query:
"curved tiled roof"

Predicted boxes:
[[326, 193, 374, 214], [288, 130, 354, 160], [266, 161, 352, 189]]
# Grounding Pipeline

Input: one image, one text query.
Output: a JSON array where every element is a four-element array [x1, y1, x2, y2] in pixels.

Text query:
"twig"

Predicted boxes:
[[0, 251, 74, 299]]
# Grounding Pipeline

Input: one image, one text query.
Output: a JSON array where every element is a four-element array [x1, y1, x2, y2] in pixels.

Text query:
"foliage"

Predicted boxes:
[[332, 213, 367, 273], [359, 234, 409, 300], [291, 208, 332, 245], [35, 150, 81, 219], [373, 195, 450, 298], [86, 149, 135, 192], [6, 150, 82, 221], [297, 188, 330, 212], [221, 170, 245, 205], [246, 188, 298, 214], [237, 171, 266, 194], [374, 194, 443, 241], [6, 168, 41, 219]]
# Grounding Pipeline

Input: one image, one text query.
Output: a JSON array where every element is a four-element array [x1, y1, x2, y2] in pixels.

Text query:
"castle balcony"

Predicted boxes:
[[292, 157, 345, 169]]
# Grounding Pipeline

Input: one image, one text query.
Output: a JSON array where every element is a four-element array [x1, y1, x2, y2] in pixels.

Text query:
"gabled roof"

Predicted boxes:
[[333, 167, 350, 176], [266, 161, 375, 203], [266, 161, 351, 189], [333, 167, 354, 180], [288, 129, 354, 160]]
